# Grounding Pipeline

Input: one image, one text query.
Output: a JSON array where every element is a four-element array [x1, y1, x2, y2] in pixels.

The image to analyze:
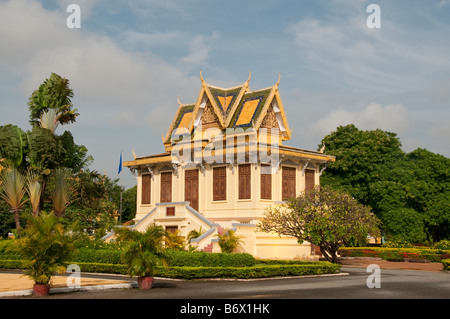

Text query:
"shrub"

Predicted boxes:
[[433, 240, 450, 251], [62, 262, 127, 274], [215, 229, 244, 253], [442, 259, 450, 271], [0, 239, 20, 259], [69, 248, 123, 264], [154, 263, 341, 279], [17, 212, 74, 285], [339, 247, 450, 262], [383, 240, 413, 248], [0, 259, 26, 270], [166, 250, 255, 267]]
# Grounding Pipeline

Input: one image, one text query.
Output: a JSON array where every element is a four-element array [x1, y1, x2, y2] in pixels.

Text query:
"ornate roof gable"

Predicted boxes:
[[163, 72, 291, 146]]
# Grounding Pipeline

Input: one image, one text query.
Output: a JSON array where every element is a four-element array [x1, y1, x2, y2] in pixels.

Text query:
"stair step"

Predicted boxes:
[[217, 226, 225, 235], [202, 243, 213, 253]]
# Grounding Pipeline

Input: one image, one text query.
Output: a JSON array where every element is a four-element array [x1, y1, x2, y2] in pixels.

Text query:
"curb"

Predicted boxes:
[[0, 282, 138, 298], [0, 272, 349, 297]]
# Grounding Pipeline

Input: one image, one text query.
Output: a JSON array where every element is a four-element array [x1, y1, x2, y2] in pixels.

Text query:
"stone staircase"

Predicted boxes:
[[200, 226, 225, 252]]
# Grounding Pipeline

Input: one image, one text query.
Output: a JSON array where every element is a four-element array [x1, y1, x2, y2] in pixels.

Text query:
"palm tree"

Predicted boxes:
[[17, 212, 73, 295], [215, 229, 245, 253], [51, 168, 77, 217], [26, 169, 41, 217], [118, 224, 170, 288], [165, 229, 186, 251], [0, 166, 27, 238], [39, 108, 61, 134], [28, 72, 79, 128], [187, 226, 204, 243]]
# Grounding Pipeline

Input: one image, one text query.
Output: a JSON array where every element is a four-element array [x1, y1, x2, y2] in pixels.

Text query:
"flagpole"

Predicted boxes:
[[118, 150, 123, 224]]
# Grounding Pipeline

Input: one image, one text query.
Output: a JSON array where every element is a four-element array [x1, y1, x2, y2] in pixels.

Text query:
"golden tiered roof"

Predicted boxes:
[[163, 71, 292, 146], [124, 72, 335, 169]]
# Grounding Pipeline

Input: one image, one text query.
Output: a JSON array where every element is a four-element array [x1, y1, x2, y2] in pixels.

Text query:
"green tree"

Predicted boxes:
[[49, 168, 78, 217], [0, 166, 28, 238], [259, 186, 380, 263], [121, 185, 137, 223], [62, 173, 125, 237], [369, 148, 450, 242], [25, 74, 90, 211], [17, 212, 73, 287], [117, 224, 169, 284], [28, 72, 79, 128], [0, 125, 28, 170], [320, 125, 450, 243], [320, 124, 404, 205]]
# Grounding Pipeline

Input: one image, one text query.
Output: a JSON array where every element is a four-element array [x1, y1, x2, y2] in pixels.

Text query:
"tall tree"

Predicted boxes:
[[259, 186, 380, 263], [26, 73, 88, 211], [320, 124, 450, 243], [0, 125, 28, 170], [28, 73, 79, 128], [320, 124, 404, 205], [0, 166, 28, 238]]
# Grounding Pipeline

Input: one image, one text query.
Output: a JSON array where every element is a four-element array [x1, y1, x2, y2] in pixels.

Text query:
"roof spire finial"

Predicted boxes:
[[276, 72, 281, 86], [200, 69, 205, 84], [177, 95, 182, 106], [246, 69, 252, 84]]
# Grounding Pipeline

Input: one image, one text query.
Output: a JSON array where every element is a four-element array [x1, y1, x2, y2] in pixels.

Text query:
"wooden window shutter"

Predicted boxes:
[[260, 164, 272, 200], [185, 169, 199, 211], [282, 166, 296, 200], [238, 164, 251, 199], [141, 174, 151, 204], [305, 169, 315, 192], [160, 172, 172, 203], [213, 166, 226, 201]]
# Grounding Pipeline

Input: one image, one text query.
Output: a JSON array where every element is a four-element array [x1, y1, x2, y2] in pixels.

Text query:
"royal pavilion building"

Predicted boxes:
[[116, 72, 335, 259]]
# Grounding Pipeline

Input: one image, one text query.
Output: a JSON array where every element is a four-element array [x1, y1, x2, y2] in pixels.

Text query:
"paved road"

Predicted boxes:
[[18, 266, 449, 300], [4, 267, 448, 318]]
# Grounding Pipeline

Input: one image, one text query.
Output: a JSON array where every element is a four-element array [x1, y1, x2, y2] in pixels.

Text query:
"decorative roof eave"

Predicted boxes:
[[123, 152, 173, 168], [278, 146, 335, 163], [248, 73, 291, 141], [195, 70, 251, 130], [272, 89, 292, 141], [162, 100, 195, 145]]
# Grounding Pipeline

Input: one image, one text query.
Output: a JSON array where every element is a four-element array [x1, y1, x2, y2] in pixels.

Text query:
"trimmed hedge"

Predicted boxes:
[[69, 248, 123, 264], [0, 242, 256, 268], [339, 247, 450, 262], [154, 263, 341, 279], [0, 239, 340, 279], [165, 250, 256, 267], [0, 259, 340, 279], [442, 259, 450, 271]]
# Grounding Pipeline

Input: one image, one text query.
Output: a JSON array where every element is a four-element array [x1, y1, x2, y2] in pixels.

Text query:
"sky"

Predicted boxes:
[[0, 0, 449, 189]]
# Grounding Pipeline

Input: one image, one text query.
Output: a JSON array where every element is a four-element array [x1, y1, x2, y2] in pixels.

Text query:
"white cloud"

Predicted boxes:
[[0, 0, 203, 186], [57, 0, 100, 19], [180, 32, 220, 68], [0, 0, 198, 129], [436, 0, 450, 8], [314, 103, 410, 137], [288, 7, 450, 94]]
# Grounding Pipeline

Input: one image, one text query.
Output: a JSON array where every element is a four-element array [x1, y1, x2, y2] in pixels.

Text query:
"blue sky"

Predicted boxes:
[[0, 0, 449, 189]]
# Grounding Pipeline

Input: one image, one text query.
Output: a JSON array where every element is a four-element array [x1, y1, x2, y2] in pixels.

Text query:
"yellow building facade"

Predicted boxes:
[[121, 72, 335, 259]]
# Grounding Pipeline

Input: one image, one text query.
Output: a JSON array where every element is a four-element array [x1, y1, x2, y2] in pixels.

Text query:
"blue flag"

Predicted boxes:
[[118, 152, 122, 174]]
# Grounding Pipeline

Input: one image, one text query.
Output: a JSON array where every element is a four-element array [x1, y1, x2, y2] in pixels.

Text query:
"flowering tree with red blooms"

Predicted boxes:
[[259, 186, 380, 263]]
